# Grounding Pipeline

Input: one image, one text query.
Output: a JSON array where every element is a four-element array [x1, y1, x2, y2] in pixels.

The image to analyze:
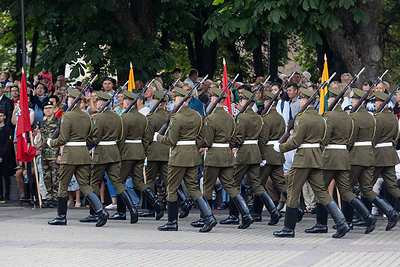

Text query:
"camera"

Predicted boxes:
[[38, 75, 43, 80]]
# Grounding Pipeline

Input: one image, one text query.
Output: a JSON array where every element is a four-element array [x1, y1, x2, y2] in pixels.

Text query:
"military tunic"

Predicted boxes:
[[197, 106, 239, 200], [50, 106, 93, 197], [157, 105, 203, 202], [279, 107, 333, 208]]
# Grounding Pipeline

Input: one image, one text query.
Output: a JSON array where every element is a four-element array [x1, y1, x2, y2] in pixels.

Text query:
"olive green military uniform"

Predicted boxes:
[[372, 92, 400, 199]]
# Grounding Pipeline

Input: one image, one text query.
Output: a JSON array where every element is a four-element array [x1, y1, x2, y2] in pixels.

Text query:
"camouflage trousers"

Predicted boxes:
[[42, 159, 60, 201]]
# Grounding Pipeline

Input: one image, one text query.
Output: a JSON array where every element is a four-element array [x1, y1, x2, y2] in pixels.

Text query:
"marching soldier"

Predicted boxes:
[[80, 91, 138, 224], [48, 89, 108, 227], [305, 87, 376, 235], [155, 87, 217, 232], [221, 90, 281, 226], [273, 88, 350, 238], [193, 87, 254, 229], [109, 90, 164, 222]]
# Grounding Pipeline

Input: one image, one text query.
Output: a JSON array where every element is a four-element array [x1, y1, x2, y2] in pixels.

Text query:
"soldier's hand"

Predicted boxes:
[[47, 138, 52, 147], [273, 144, 280, 152], [56, 155, 61, 164]]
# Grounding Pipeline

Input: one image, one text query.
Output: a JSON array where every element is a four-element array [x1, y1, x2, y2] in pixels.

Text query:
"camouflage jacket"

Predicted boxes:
[[41, 116, 59, 160]]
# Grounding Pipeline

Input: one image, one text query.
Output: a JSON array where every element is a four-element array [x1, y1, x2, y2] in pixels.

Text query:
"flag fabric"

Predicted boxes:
[[318, 54, 329, 115], [16, 70, 36, 162], [222, 58, 232, 115], [128, 62, 136, 92]]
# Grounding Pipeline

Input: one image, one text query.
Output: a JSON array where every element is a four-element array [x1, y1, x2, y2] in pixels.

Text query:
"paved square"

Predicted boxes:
[[0, 207, 399, 266]]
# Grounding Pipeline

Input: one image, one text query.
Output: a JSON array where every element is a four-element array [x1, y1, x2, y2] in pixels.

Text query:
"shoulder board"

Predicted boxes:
[[373, 112, 381, 116], [92, 113, 100, 117], [120, 113, 127, 117], [297, 112, 304, 117]]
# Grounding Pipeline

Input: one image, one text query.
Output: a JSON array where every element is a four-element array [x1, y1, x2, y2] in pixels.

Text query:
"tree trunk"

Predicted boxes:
[[315, 31, 346, 78], [252, 41, 264, 78], [193, 18, 217, 79], [185, 33, 196, 68], [29, 29, 39, 71], [323, 0, 382, 84], [226, 42, 245, 82], [268, 33, 279, 80]]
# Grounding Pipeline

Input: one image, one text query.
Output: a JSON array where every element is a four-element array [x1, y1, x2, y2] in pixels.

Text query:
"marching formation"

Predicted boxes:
[[46, 69, 400, 239]]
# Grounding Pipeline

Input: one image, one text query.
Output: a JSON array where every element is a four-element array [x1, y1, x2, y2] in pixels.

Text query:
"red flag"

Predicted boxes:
[[16, 70, 36, 162], [222, 58, 232, 115]]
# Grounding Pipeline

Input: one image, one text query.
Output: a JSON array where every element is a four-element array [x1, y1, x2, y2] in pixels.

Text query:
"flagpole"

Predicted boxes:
[[20, 0, 27, 73], [29, 131, 42, 208]]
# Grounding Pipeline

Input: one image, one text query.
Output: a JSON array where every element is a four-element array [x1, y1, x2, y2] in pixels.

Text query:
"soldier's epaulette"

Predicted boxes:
[[262, 112, 269, 117], [374, 112, 381, 116], [297, 112, 304, 117], [92, 113, 100, 117], [120, 113, 127, 117]]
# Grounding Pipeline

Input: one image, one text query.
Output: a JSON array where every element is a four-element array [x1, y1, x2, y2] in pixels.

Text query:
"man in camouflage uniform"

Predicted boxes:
[[40, 101, 60, 208]]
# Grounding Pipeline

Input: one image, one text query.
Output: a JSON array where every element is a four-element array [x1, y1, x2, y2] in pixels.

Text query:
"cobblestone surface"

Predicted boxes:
[[0, 207, 399, 266]]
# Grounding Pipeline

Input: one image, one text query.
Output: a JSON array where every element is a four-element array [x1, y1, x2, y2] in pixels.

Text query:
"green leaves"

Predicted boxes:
[[320, 12, 342, 31]]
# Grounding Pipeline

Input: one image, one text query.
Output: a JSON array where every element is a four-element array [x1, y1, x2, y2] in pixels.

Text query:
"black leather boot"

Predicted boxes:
[[48, 197, 68, 225], [191, 216, 205, 228], [143, 188, 164, 220], [109, 195, 127, 220], [196, 196, 217, 232], [158, 201, 178, 231], [258, 192, 282, 225], [326, 201, 350, 238], [305, 203, 328, 233], [220, 200, 239, 225], [350, 197, 376, 234], [273, 207, 297, 238], [297, 205, 304, 222], [177, 188, 192, 218], [233, 194, 254, 229], [119, 190, 138, 224], [251, 195, 263, 222], [87, 192, 109, 227], [79, 197, 99, 222], [373, 195, 400, 231], [138, 198, 155, 217]]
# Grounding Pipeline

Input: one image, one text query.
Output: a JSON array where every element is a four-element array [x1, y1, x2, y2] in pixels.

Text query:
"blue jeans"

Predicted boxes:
[[105, 173, 117, 197], [222, 189, 230, 203], [125, 178, 140, 205]]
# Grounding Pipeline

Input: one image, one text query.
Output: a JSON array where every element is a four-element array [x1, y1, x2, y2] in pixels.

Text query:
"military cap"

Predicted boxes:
[[96, 91, 112, 101], [210, 87, 228, 98], [123, 90, 137, 100], [328, 87, 341, 98], [264, 91, 279, 100], [153, 80, 164, 91], [352, 88, 365, 99], [174, 87, 189, 97], [154, 90, 170, 102], [374, 91, 388, 102], [299, 87, 314, 99], [67, 88, 84, 100], [44, 101, 54, 108], [241, 89, 253, 100]]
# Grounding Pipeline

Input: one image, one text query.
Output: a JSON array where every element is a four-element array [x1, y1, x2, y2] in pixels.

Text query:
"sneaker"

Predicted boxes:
[[217, 202, 228, 210], [75, 202, 81, 208], [372, 206, 379, 216], [105, 204, 117, 210], [67, 201, 74, 207]]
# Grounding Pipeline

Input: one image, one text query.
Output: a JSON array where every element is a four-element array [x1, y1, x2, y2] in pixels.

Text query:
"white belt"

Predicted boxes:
[[299, 143, 320, 148], [98, 141, 117, 146], [211, 143, 229, 148], [375, 142, 392, 148], [353, 141, 372, 147], [65, 142, 86, 146], [266, 140, 279, 145], [125, 140, 142, 144], [325, 144, 347, 149], [176, 141, 196, 146], [243, 140, 258, 145]]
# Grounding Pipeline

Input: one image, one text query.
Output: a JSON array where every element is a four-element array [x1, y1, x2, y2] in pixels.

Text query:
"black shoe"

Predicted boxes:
[[138, 209, 155, 217], [220, 215, 239, 225], [332, 222, 353, 230], [109, 212, 126, 220], [48, 197, 67, 226], [274, 206, 297, 238], [386, 210, 400, 231], [273, 227, 295, 238], [268, 209, 282, 225], [352, 219, 366, 227], [332, 221, 350, 238], [239, 213, 254, 229], [48, 215, 67, 225], [372, 195, 399, 231], [305, 223, 328, 233], [86, 192, 109, 227], [252, 213, 262, 222], [79, 214, 98, 222], [191, 218, 205, 228], [325, 201, 350, 238], [196, 197, 217, 232], [158, 201, 179, 231], [96, 209, 109, 227], [158, 220, 178, 231]]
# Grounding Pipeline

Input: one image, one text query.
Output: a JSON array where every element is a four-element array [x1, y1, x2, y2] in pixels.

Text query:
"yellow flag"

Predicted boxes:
[[128, 62, 135, 92], [318, 54, 329, 115]]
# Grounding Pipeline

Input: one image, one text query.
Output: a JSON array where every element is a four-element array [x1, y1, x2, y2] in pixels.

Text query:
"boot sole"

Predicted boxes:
[[199, 221, 217, 232], [108, 217, 126, 220], [158, 227, 178, 231]]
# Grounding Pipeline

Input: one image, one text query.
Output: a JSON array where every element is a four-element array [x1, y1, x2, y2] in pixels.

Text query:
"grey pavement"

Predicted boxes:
[[0, 206, 399, 266]]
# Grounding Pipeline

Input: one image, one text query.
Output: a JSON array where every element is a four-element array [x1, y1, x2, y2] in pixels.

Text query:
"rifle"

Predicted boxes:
[[98, 80, 129, 113], [279, 72, 337, 143], [51, 74, 98, 139], [376, 84, 400, 113], [205, 73, 239, 117], [148, 78, 179, 114], [326, 67, 365, 111], [236, 75, 271, 116], [350, 70, 388, 113], [158, 75, 209, 135], [123, 78, 155, 114]]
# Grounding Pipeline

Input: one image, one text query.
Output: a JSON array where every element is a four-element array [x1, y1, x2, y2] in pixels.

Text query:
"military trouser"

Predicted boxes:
[[42, 159, 60, 201], [349, 165, 377, 202], [58, 164, 92, 197], [323, 170, 356, 202], [260, 164, 287, 195], [91, 162, 126, 195], [203, 166, 240, 200], [286, 168, 333, 208], [166, 165, 202, 202], [373, 166, 400, 199], [120, 160, 148, 192], [145, 161, 168, 192], [234, 164, 265, 195]]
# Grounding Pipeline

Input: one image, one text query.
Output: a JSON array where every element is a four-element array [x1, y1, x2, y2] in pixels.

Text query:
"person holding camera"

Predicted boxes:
[[30, 82, 49, 126]]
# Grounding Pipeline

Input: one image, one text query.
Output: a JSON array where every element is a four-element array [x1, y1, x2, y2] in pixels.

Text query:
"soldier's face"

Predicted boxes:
[[264, 100, 270, 108], [375, 100, 384, 110], [299, 97, 307, 107], [123, 98, 132, 109], [43, 106, 54, 116], [351, 98, 358, 106], [210, 96, 218, 106], [327, 97, 335, 106], [96, 99, 104, 110], [67, 97, 74, 107]]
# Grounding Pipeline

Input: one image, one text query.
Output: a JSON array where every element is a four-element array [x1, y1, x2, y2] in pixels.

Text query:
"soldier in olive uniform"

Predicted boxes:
[[80, 91, 138, 224], [48, 89, 108, 227], [109, 90, 164, 222], [192, 87, 254, 229], [305, 87, 376, 235], [348, 89, 399, 231], [273, 88, 350, 238], [155, 87, 217, 232], [40, 101, 60, 207], [221, 90, 281, 226]]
